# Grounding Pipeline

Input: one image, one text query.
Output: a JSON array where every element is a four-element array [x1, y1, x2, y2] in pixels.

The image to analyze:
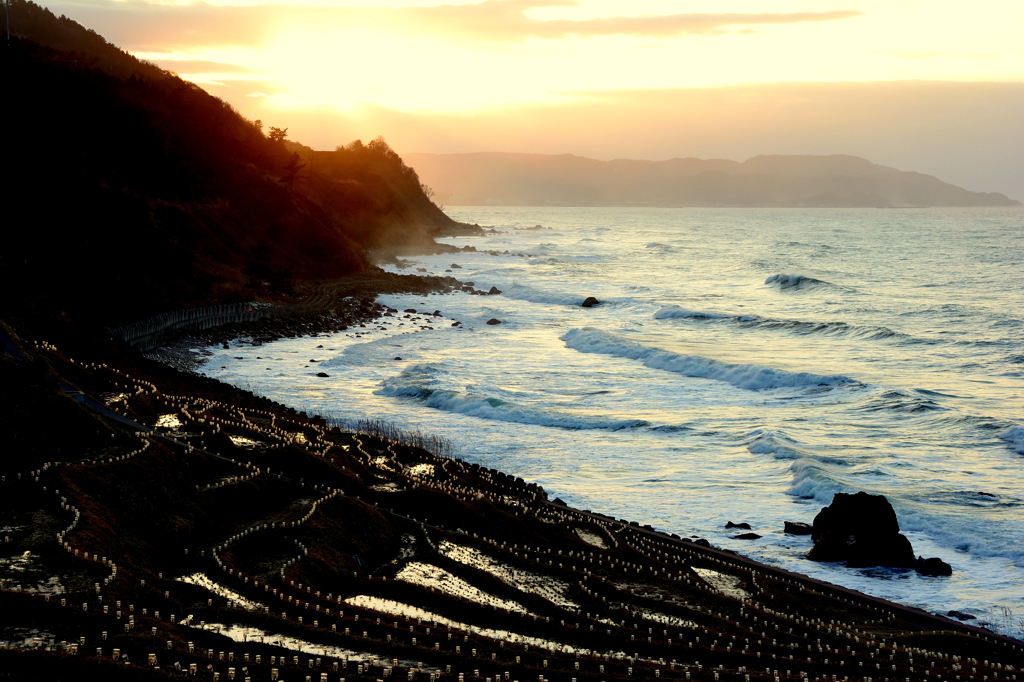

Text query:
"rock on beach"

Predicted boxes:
[[806, 491, 915, 568]]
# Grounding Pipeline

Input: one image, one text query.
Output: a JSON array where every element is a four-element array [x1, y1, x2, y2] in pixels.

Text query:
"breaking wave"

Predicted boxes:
[[1000, 425, 1024, 454], [746, 429, 806, 460], [786, 459, 844, 502], [560, 328, 855, 391], [764, 273, 834, 290], [654, 305, 900, 341], [376, 364, 646, 431]]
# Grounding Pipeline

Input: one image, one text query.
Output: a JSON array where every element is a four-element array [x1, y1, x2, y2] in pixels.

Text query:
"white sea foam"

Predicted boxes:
[[999, 425, 1024, 454], [560, 328, 854, 391], [377, 366, 646, 430]]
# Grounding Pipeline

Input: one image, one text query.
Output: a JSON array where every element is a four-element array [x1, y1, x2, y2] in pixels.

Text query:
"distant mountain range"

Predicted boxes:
[[404, 152, 1020, 208]]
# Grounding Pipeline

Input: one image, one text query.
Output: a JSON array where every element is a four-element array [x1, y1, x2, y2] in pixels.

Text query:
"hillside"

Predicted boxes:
[[403, 152, 1021, 208], [0, 0, 459, 340], [2, 322, 1022, 681]]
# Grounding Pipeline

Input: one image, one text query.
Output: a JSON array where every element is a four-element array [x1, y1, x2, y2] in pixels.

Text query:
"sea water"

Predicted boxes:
[[199, 207, 1024, 637]]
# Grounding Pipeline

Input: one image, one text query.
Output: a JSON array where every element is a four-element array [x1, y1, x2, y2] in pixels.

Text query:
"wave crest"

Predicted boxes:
[[746, 429, 804, 460], [654, 305, 898, 340], [1000, 425, 1024, 454], [377, 364, 646, 430], [765, 273, 831, 289], [654, 305, 731, 321], [560, 328, 854, 391], [858, 389, 945, 413]]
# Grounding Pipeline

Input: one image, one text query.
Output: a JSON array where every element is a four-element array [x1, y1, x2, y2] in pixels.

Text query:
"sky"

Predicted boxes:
[[43, 0, 1024, 199]]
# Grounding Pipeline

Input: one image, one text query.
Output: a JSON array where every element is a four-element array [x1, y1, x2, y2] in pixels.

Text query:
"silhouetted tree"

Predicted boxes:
[[340, 139, 364, 154], [268, 126, 288, 143], [421, 182, 444, 210], [366, 135, 400, 163], [281, 152, 306, 191]]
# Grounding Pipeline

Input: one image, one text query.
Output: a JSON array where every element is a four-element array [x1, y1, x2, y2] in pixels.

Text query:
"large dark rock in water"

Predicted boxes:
[[806, 491, 916, 568], [916, 556, 953, 576], [581, 297, 600, 307], [784, 521, 813, 535]]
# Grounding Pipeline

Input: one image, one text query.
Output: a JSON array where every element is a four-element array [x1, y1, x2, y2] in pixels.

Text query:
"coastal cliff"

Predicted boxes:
[[0, 0, 462, 338]]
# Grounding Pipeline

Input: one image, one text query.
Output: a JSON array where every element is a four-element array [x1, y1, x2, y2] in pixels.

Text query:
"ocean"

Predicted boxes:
[[198, 206, 1024, 637]]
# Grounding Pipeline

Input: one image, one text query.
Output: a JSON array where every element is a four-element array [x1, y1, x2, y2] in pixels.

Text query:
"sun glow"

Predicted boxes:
[[111, 0, 1024, 118], [258, 29, 576, 113], [81, 0, 1021, 197]]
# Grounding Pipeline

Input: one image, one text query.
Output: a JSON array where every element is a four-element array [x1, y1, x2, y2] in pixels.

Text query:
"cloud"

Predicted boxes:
[[401, 1, 865, 41], [48, 0, 864, 50]]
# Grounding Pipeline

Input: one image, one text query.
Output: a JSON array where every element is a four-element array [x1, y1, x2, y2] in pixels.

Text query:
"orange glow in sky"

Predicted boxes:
[[98, 0, 1022, 112], [45, 0, 1024, 198]]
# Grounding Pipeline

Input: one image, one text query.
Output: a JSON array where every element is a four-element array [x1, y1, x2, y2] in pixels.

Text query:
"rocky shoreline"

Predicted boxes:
[[141, 270, 504, 373], [2, 317, 1022, 681]]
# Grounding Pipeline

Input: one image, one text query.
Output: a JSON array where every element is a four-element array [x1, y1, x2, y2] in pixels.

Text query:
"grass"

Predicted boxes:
[[331, 417, 454, 459]]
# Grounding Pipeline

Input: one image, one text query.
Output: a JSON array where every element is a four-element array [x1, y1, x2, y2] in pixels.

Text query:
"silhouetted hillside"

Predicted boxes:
[[0, 0, 455, 336], [404, 152, 1021, 207]]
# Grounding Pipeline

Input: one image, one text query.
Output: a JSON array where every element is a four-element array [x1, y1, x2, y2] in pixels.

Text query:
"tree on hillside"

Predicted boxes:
[[281, 152, 306, 192], [421, 182, 444, 210], [268, 126, 288, 143], [366, 135, 401, 163], [340, 139, 364, 154]]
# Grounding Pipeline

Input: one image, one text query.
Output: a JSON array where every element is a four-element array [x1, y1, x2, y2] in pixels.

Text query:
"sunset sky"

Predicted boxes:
[[43, 0, 1024, 198]]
